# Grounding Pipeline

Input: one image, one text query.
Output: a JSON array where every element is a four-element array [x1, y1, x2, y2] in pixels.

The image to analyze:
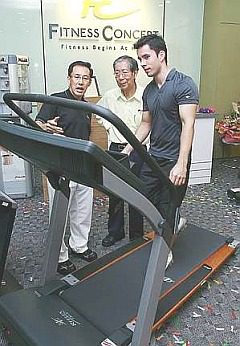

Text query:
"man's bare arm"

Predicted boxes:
[[169, 104, 197, 186]]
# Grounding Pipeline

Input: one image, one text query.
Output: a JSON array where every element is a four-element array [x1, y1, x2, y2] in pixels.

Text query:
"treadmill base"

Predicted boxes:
[[0, 225, 237, 346]]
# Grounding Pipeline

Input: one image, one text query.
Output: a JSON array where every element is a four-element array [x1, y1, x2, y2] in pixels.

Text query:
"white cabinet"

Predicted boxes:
[[189, 113, 215, 185]]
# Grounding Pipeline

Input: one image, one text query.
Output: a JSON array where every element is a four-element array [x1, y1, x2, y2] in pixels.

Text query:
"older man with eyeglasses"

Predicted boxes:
[[97, 55, 148, 247], [35, 60, 97, 275]]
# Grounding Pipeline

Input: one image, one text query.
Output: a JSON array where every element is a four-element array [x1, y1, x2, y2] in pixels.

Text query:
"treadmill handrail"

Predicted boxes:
[[0, 121, 166, 238], [0, 120, 144, 194], [3, 93, 177, 202]]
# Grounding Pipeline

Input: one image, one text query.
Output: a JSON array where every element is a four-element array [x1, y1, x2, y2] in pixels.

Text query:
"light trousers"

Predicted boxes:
[[48, 181, 93, 263]]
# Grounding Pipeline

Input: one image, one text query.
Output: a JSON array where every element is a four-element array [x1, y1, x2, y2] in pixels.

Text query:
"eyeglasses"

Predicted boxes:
[[114, 70, 131, 78], [71, 74, 91, 82]]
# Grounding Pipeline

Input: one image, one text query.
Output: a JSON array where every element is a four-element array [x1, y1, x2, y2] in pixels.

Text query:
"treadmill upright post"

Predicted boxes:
[[40, 190, 69, 284], [131, 234, 169, 346]]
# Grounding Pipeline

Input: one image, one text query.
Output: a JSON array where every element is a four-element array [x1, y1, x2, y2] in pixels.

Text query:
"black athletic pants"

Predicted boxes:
[[140, 156, 190, 228], [107, 142, 144, 240]]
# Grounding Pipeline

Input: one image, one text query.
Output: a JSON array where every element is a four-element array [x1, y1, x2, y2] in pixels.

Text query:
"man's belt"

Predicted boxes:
[[110, 142, 128, 151]]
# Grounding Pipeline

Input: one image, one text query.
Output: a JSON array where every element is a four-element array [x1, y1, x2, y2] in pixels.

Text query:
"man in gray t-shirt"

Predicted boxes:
[[123, 34, 199, 249], [142, 68, 198, 161]]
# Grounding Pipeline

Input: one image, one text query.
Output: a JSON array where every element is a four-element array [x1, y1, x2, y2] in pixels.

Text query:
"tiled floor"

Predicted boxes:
[[3, 157, 240, 345]]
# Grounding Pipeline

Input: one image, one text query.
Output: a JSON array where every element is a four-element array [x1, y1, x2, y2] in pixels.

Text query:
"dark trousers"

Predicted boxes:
[[140, 156, 190, 229], [108, 142, 144, 240]]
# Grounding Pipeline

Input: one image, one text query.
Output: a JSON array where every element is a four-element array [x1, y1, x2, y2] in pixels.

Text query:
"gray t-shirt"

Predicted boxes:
[[143, 68, 199, 160]]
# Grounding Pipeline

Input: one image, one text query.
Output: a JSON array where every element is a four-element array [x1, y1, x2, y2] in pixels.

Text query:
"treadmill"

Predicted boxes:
[[0, 93, 238, 346], [0, 191, 21, 297]]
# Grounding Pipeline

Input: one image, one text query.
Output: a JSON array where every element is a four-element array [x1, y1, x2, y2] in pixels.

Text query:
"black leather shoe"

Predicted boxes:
[[102, 234, 124, 247], [57, 260, 76, 275], [71, 248, 97, 262]]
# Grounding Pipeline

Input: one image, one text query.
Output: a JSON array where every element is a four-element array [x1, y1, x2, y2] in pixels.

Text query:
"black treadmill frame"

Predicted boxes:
[[0, 93, 238, 345]]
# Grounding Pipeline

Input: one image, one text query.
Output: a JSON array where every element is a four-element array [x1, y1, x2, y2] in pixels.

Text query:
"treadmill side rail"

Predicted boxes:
[[228, 239, 240, 249], [61, 273, 80, 286]]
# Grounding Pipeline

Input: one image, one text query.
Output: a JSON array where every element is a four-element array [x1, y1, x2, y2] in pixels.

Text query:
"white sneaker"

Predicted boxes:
[[166, 250, 173, 268], [177, 217, 187, 233], [165, 218, 186, 270]]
